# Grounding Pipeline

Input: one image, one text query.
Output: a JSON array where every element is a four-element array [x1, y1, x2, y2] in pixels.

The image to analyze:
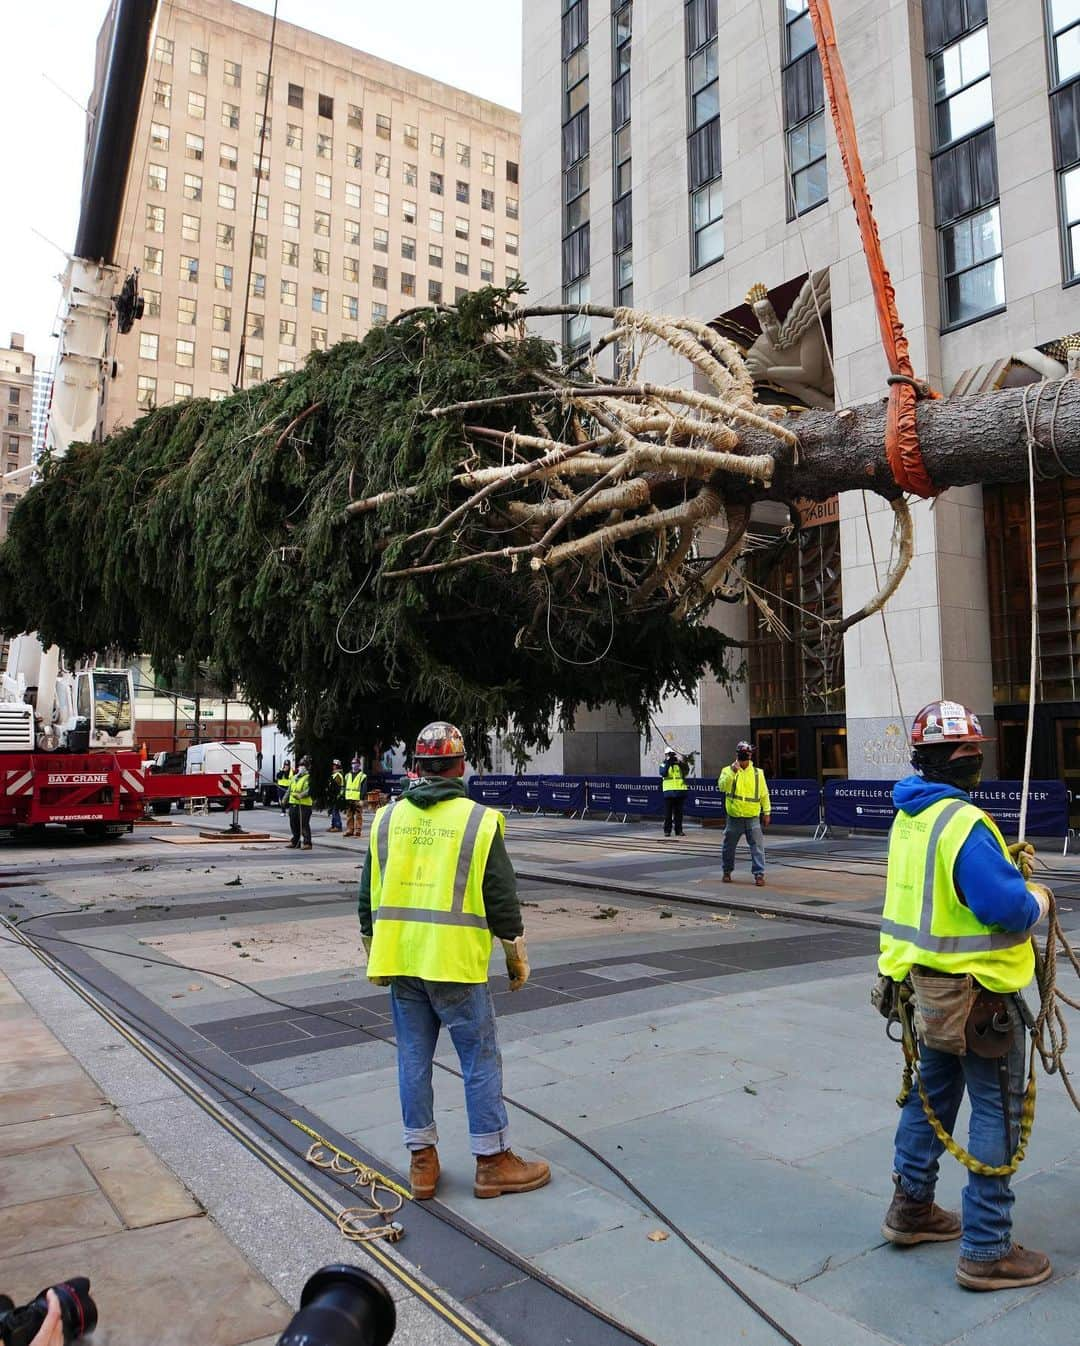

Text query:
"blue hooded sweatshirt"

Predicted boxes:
[[891, 776, 1039, 932]]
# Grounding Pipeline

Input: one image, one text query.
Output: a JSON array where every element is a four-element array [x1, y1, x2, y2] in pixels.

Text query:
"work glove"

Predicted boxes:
[[501, 935, 530, 991], [361, 934, 392, 987], [1008, 840, 1036, 880], [1027, 881, 1053, 924]]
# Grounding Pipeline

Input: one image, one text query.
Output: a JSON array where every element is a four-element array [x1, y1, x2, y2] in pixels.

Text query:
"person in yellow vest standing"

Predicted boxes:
[[327, 759, 345, 832], [358, 720, 551, 1202], [659, 748, 690, 838], [276, 760, 292, 816], [878, 700, 1051, 1291], [344, 756, 367, 837], [718, 741, 770, 886], [286, 756, 313, 850]]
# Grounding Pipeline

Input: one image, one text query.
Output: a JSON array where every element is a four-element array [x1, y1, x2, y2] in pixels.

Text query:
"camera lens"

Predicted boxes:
[[277, 1266, 395, 1346], [52, 1279, 98, 1342]]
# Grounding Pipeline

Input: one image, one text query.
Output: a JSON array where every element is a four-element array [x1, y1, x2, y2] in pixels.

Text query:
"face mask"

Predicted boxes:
[[737, 754, 751, 764], [937, 752, 983, 792]]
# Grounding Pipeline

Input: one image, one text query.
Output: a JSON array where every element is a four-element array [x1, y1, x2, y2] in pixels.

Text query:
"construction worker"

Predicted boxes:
[[357, 720, 550, 1202], [344, 756, 367, 837], [328, 758, 345, 832], [659, 747, 690, 838], [719, 740, 771, 886], [286, 755, 313, 850], [878, 700, 1051, 1291], [276, 760, 292, 815]]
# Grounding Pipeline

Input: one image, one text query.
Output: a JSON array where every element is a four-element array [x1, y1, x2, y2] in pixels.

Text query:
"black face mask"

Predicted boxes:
[[918, 750, 983, 792], [737, 753, 751, 764]]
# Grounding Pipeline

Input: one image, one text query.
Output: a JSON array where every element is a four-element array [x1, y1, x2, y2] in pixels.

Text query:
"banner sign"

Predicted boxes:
[[467, 775, 517, 807], [382, 774, 408, 799], [510, 777, 541, 810], [610, 777, 664, 817], [824, 780, 896, 831], [585, 776, 614, 813], [765, 780, 821, 827], [684, 778, 727, 819], [538, 776, 587, 812], [970, 781, 1069, 837]]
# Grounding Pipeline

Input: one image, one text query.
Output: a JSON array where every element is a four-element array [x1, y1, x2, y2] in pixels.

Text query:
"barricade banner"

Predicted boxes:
[[824, 780, 895, 831], [611, 777, 664, 817], [538, 776, 587, 812], [382, 774, 408, 799], [467, 775, 517, 807], [510, 777, 541, 810], [685, 778, 726, 819], [970, 781, 1069, 837], [767, 780, 821, 827], [585, 776, 615, 813]]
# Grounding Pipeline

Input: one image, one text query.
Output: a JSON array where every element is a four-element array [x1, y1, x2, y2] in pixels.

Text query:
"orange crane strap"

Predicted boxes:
[[806, 0, 940, 499]]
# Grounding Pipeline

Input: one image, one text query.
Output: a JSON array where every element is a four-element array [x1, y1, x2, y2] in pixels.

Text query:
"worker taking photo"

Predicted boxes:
[[719, 740, 771, 886], [659, 747, 690, 838]]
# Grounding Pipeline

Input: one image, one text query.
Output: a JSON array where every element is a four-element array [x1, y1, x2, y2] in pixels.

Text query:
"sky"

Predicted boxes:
[[0, 0, 522, 370]]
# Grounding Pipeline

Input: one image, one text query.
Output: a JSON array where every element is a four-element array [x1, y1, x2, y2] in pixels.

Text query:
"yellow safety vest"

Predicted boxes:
[[367, 795, 502, 983], [878, 797, 1034, 994], [719, 765, 770, 818], [276, 770, 291, 788], [288, 771, 312, 806], [345, 771, 366, 801], [661, 763, 688, 793]]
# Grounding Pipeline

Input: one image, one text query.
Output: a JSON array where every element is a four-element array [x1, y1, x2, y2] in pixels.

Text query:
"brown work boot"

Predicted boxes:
[[474, 1150, 551, 1199], [956, 1244, 1052, 1291], [882, 1177, 961, 1246], [722, 873, 733, 883], [754, 875, 765, 887], [409, 1145, 440, 1200]]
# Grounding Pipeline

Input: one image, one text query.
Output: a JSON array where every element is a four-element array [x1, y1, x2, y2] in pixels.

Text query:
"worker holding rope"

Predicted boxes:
[[877, 700, 1052, 1291]]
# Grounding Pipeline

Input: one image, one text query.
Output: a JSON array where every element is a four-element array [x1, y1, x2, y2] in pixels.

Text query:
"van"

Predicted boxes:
[[149, 739, 260, 813]]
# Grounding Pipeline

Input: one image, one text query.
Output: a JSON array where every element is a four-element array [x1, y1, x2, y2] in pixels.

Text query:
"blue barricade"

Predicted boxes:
[[684, 778, 727, 819], [511, 777, 541, 810], [824, 780, 896, 831], [970, 781, 1069, 837], [538, 776, 587, 812], [585, 776, 615, 813], [467, 774, 517, 807], [610, 777, 664, 817], [382, 773, 408, 799], [766, 780, 821, 827]]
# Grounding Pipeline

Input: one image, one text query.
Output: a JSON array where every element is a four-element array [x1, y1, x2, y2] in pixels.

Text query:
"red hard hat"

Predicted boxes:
[[414, 721, 466, 759], [910, 700, 993, 747]]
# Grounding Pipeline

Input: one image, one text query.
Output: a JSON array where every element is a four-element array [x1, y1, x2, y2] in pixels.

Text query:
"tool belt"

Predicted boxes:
[[909, 966, 1015, 1058]]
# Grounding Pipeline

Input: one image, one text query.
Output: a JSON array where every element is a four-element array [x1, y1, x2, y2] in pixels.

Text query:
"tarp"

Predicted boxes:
[[538, 776, 587, 812]]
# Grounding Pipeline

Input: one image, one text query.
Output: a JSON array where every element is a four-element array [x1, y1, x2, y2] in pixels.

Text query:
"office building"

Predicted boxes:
[[0, 335, 36, 539]]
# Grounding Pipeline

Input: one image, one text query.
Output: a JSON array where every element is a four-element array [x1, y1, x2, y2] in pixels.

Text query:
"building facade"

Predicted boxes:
[[521, 0, 1080, 797], [96, 0, 520, 432], [0, 335, 36, 540]]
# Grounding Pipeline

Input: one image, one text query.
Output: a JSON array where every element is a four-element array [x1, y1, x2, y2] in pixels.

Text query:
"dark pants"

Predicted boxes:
[[289, 803, 312, 846], [663, 793, 685, 836], [277, 785, 289, 812]]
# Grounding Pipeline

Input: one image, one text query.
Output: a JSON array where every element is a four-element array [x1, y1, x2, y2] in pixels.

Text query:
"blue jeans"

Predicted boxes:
[[389, 978, 510, 1156], [722, 816, 765, 877], [329, 804, 343, 829], [893, 998, 1025, 1261]]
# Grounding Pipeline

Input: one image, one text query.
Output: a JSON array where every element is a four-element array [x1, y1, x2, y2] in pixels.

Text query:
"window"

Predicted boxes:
[[314, 210, 331, 236], [145, 204, 165, 233], [287, 123, 302, 149], [690, 31, 719, 131], [217, 222, 235, 249], [250, 272, 266, 298], [312, 287, 328, 312], [275, 361, 293, 378], [788, 112, 827, 214], [279, 319, 296, 346], [143, 245, 163, 275], [456, 141, 471, 166], [941, 203, 1004, 323], [483, 151, 497, 176], [506, 265, 520, 282], [372, 266, 388, 290], [153, 79, 171, 108], [345, 181, 361, 208], [343, 294, 360, 319], [282, 239, 299, 267], [505, 231, 518, 255], [347, 142, 362, 168], [211, 346, 229, 373], [1061, 164, 1080, 279], [245, 352, 262, 382], [614, 123, 631, 198], [375, 152, 391, 177], [506, 160, 519, 184], [563, 275, 590, 350], [183, 172, 202, 201], [143, 289, 161, 317], [150, 121, 169, 150], [481, 187, 494, 211], [181, 212, 200, 242], [691, 180, 724, 268], [373, 228, 389, 252], [251, 191, 268, 221], [430, 207, 444, 233], [209, 387, 228, 401], [284, 163, 302, 190], [315, 172, 332, 198], [252, 150, 270, 180], [374, 191, 390, 216], [1050, 0, 1080, 83], [403, 162, 417, 187], [283, 200, 300, 228], [176, 339, 195, 367], [456, 180, 470, 203], [344, 255, 360, 281], [506, 195, 519, 219], [614, 2, 632, 74], [245, 312, 264, 341], [190, 48, 208, 77], [425, 173, 442, 201], [429, 243, 443, 268], [220, 142, 238, 171], [348, 103, 363, 128], [317, 131, 333, 159], [178, 297, 197, 327], [253, 231, 267, 259], [455, 286, 468, 302], [281, 279, 297, 305], [931, 27, 993, 147], [313, 247, 330, 274], [782, 1, 826, 217], [480, 258, 494, 282], [219, 182, 236, 211], [288, 83, 304, 109], [456, 216, 469, 240], [215, 262, 233, 290], [213, 304, 231, 332], [256, 70, 272, 97], [318, 92, 334, 119], [188, 90, 205, 120], [345, 218, 361, 245], [223, 60, 241, 88], [428, 279, 443, 303], [431, 132, 445, 157], [148, 163, 167, 192], [139, 332, 158, 361], [154, 35, 173, 63], [137, 375, 157, 409], [311, 328, 328, 351], [400, 273, 415, 296], [455, 251, 469, 274], [481, 224, 495, 248], [377, 113, 392, 139], [401, 236, 416, 260], [403, 199, 417, 224], [173, 382, 193, 401], [222, 102, 239, 130]]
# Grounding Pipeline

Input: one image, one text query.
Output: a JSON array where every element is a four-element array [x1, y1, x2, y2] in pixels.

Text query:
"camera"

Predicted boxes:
[[0, 1279, 97, 1346], [277, 1266, 395, 1346]]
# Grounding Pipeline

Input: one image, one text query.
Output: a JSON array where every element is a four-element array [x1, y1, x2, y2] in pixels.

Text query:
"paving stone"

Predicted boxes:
[[76, 1134, 203, 1227], [0, 1188, 123, 1259], [0, 1073, 109, 1126], [0, 1144, 97, 1208], [0, 1105, 132, 1159]]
